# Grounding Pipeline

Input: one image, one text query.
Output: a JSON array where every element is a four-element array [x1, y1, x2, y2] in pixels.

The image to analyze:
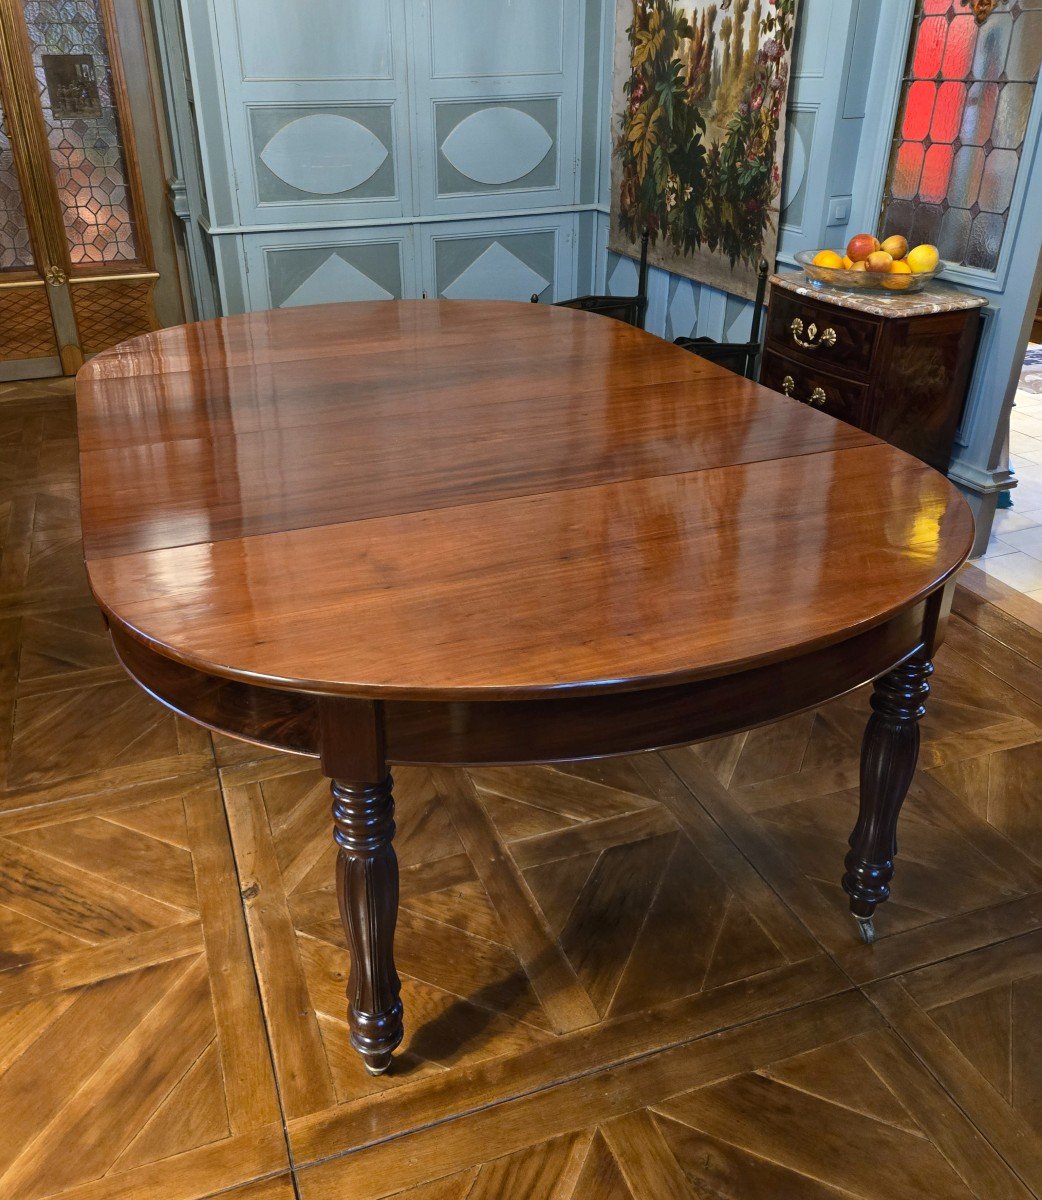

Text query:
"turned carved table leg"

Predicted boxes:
[[843, 654, 934, 944], [332, 776, 403, 1074], [320, 697, 403, 1075]]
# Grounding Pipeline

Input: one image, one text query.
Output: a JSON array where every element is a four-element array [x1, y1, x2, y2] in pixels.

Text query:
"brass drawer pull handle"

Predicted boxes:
[[790, 318, 837, 350], [782, 375, 827, 407]]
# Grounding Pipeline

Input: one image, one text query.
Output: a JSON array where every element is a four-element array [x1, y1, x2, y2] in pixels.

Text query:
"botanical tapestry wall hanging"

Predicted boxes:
[[610, 0, 800, 300]]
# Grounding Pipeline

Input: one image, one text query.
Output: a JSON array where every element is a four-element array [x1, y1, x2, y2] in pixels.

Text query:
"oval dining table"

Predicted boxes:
[[77, 299, 974, 1076]]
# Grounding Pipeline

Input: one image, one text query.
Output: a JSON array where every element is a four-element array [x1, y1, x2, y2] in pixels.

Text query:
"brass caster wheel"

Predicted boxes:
[[853, 914, 876, 945]]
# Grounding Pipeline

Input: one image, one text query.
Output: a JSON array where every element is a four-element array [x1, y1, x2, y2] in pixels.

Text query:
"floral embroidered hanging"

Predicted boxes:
[[609, 0, 801, 301]]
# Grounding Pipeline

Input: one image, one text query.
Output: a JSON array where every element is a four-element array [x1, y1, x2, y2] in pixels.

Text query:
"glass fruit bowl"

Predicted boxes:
[[795, 249, 944, 294]]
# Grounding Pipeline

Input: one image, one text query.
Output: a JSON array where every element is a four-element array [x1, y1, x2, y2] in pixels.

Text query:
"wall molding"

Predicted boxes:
[[947, 456, 1017, 497], [167, 178, 190, 220], [200, 202, 606, 236]]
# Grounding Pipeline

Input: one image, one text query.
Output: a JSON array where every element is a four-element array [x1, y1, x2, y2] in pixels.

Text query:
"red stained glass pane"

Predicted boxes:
[[920, 143, 954, 202], [883, 0, 1038, 271], [942, 16, 978, 77], [892, 141, 925, 200], [913, 16, 947, 77], [903, 81, 936, 141], [931, 80, 967, 142]]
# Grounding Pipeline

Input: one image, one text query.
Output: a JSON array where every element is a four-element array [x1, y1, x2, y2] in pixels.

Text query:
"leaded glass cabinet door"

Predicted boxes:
[[0, 0, 182, 378], [0, 33, 62, 377]]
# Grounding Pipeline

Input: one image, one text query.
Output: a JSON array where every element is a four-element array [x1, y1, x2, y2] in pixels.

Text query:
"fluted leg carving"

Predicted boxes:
[[843, 656, 934, 943], [332, 776, 403, 1075]]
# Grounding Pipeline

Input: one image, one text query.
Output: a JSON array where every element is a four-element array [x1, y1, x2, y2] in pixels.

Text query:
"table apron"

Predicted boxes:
[[109, 597, 936, 767]]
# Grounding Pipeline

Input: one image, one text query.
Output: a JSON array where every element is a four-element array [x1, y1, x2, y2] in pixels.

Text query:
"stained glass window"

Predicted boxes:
[[0, 101, 34, 271], [19, 0, 141, 266], [881, 1, 1042, 272]]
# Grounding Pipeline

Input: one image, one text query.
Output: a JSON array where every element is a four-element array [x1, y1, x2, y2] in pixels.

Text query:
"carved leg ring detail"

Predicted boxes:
[[332, 777, 403, 1075], [843, 657, 933, 944]]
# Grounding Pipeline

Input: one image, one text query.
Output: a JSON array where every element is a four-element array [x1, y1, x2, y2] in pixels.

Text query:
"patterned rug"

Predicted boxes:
[[1021, 343, 1042, 394]]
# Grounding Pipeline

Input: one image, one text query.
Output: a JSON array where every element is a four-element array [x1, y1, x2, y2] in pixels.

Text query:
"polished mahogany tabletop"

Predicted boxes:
[[78, 300, 973, 701], [77, 299, 976, 1074]]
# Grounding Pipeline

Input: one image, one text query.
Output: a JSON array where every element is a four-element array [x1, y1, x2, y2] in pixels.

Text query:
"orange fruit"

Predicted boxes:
[[812, 250, 844, 270], [842, 255, 854, 269], [883, 260, 913, 290]]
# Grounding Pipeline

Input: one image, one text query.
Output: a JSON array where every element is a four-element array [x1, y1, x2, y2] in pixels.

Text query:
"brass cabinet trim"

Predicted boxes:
[[767, 293, 879, 385], [790, 317, 838, 351], [69, 271, 160, 285], [781, 374, 827, 407], [0, 270, 161, 293], [0, 276, 46, 290]]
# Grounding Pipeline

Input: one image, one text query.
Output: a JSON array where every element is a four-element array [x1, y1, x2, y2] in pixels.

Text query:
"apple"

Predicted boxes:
[[880, 234, 909, 259], [850, 261, 868, 272], [847, 233, 880, 262], [866, 250, 894, 273]]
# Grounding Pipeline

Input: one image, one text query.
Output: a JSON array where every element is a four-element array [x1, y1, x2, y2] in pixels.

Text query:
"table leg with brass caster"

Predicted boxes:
[[843, 655, 934, 944]]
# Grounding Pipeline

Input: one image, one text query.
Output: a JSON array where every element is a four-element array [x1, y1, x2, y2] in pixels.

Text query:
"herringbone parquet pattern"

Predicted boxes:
[[3, 378, 1042, 1199]]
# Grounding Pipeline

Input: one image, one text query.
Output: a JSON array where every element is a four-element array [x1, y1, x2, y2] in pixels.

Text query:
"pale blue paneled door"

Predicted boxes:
[[411, 0, 581, 303], [169, 0, 595, 314]]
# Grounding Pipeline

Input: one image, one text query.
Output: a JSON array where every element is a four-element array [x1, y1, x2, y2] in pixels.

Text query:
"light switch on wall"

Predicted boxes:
[[827, 195, 852, 226]]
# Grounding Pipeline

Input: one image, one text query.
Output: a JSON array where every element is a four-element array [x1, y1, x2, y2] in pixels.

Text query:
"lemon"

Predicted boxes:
[[906, 244, 940, 273]]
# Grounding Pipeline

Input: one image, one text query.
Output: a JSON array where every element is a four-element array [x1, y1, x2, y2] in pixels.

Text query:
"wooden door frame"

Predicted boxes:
[[0, 0, 183, 378], [0, 3, 74, 375]]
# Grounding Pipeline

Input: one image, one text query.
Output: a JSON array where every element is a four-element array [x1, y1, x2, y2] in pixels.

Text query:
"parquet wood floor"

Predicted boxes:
[[2, 378, 1042, 1198]]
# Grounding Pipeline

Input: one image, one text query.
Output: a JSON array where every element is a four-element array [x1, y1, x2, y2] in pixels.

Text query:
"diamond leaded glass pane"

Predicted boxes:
[[881, 0, 1042, 272], [19, 0, 140, 265], [0, 101, 34, 271]]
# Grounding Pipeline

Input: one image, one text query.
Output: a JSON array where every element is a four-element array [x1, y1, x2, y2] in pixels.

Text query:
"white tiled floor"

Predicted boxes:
[[973, 351, 1042, 603]]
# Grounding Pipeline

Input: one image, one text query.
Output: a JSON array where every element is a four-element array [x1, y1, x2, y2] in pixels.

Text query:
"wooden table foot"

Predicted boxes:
[[842, 655, 934, 939], [332, 776, 403, 1074]]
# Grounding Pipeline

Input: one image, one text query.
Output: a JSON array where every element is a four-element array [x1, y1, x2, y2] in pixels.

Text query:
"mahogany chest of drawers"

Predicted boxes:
[[761, 273, 986, 473]]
